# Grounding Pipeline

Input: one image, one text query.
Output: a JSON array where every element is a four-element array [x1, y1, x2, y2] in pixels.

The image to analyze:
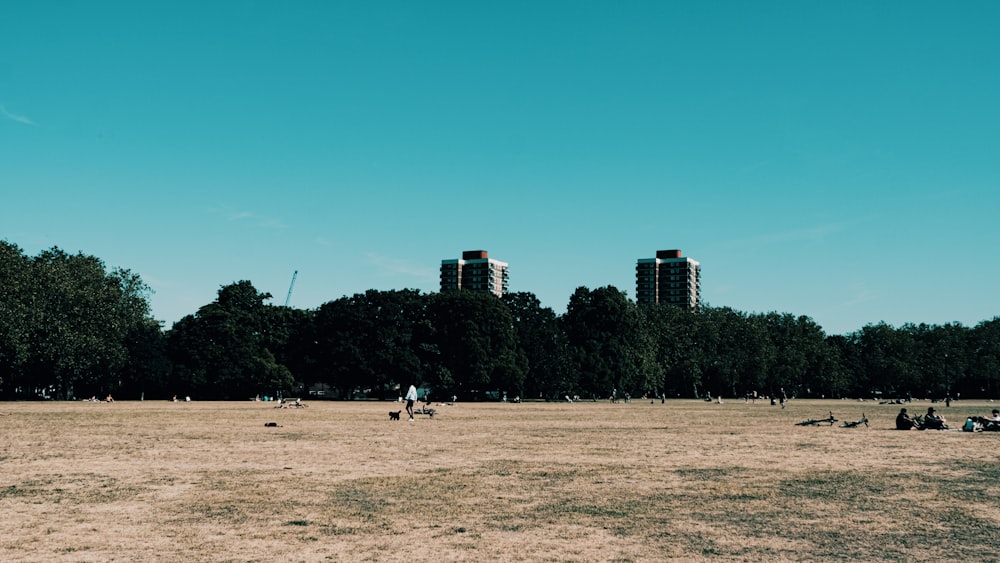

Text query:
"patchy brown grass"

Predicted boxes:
[[1, 398, 998, 562]]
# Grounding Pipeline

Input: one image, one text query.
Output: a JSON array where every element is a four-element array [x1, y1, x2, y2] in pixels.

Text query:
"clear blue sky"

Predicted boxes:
[[3, 1, 998, 335]]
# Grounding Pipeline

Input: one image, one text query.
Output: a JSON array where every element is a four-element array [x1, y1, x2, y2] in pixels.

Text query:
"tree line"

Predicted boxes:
[[3, 241, 999, 401]]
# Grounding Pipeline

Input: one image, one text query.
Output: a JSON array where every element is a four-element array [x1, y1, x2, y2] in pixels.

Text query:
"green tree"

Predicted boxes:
[[311, 296, 364, 398], [908, 322, 970, 398], [969, 318, 1000, 399], [426, 290, 526, 400], [503, 291, 571, 400], [3, 247, 153, 399], [310, 290, 431, 399], [734, 313, 775, 397], [816, 334, 854, 399], [264, 305, 313, 397], [561, 286, 645, 399], [855, 322, 918, 399], [698, 308, 774, 399], [118, 319, 171, 399], [760, 313, 831, 398], [641, 303, 699, 398], [0, 241, 32, 395], [274, 307, 318, 397], [167, 281, 293, 399]]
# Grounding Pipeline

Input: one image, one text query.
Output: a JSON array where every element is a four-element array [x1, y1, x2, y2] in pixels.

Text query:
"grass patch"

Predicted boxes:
[[3, 399, 1000, 561]]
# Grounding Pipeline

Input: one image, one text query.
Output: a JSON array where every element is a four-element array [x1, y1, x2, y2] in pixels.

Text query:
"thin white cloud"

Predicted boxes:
[[258, 217, 288, 229], [367, 252, 437, 282], [743, 222, 847, 246], [218, 207, 288, 229], [717, 218, 872, 250], [0, 104, 35, 125], [843, 285, 877, 307], [227, 210, 255, 221]]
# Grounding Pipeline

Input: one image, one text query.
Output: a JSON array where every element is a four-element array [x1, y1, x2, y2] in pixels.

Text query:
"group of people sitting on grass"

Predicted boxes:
[[274, 398, 305, 409], [896, 406, 1000, 431], [83, 395, 114, 402]]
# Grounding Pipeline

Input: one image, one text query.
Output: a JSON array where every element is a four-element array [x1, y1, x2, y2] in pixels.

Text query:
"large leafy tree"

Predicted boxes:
[[823, 333, 860, 398], [907, 322, 970, 398], [733, 312, 775, 397], [969, 317, 1000, 399], [759, 313, 831, 398], [503, 291, 571, 400], [0, 244, 154, 399], [695, 308, 775, 399], [855, 322, 919, 398], [310, 289, 431, 399], [426, 290, 526, 400], [249, 303, 313, 399], [117, 319, 171, 399], [311, 296, 366, 398], [641, 303, 698, 398], [167, 281, 293, 400], [359, 289, 432, 396], [272, 306, 317, 396], [0, 241, 32, 395], [561, 286, 646, 398]]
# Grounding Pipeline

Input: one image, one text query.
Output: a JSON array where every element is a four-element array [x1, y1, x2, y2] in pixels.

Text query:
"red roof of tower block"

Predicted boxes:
[[656, 250, 683, 259]]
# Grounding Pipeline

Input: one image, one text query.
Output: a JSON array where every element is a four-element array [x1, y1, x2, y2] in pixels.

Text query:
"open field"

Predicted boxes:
[[2, 398, 998, 562]]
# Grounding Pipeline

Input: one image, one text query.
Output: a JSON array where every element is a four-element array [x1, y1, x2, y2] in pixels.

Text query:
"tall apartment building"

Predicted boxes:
[[440, 250, 510, 297], [636, 249, 701, 308]]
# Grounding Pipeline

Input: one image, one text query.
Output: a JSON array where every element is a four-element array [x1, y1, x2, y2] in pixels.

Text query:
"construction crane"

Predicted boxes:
[[284, 270, 298, 307]]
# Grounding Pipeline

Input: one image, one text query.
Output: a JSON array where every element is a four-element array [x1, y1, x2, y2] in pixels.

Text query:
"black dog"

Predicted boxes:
[[389, 410, 401, 421]]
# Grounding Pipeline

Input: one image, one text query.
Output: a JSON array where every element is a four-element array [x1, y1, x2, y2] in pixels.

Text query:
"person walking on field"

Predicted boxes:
[[405, 384, 418, 422]]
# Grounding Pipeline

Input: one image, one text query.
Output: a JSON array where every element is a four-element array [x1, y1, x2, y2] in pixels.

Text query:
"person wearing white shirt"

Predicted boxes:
[[405, 384, 418, 422]]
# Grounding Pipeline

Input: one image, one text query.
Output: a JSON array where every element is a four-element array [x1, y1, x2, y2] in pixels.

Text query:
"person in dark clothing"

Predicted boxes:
[[976, 409, 1000, 431], [922, 407, 948, 430], [895, 408, 917, 430]]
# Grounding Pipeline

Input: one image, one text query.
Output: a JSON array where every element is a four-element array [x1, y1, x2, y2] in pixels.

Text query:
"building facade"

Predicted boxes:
[[440, 250, 509, 297], [636, 249, 701, 308]]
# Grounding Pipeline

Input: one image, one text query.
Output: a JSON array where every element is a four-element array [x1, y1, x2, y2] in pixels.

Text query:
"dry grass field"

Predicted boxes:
[[2, 397, 998, 562]]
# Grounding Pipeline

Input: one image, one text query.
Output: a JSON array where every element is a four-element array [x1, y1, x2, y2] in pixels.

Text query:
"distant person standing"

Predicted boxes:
[[405, 384, 418, 422]]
